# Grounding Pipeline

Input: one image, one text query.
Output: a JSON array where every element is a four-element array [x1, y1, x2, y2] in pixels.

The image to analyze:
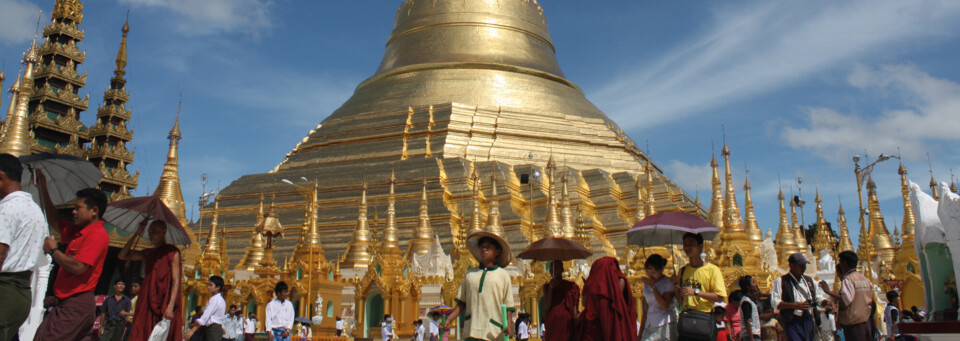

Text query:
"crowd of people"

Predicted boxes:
[[0, 152, 926, 341]]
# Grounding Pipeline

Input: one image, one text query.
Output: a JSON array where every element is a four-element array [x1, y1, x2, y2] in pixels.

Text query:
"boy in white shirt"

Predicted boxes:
[[381, 314, 394, 341], [244, 312, 258, 341], [428, 313, 440, 341], [335, 316, 344, 337], [186, 276, 226, 341], [266, 281, 294, 341]]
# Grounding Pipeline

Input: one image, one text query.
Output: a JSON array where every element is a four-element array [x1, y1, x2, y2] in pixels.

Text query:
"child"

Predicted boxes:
[[336, 316, 344, 337], [413, 320, 425, 341], [760, 306, 783, 341], [428, 313, 440, 341], [186, 276, 226, 341], [244, 312, 258, 341], [443, 231, 516, 340], [517, 314, 530, 341], [884, 291, 901, 341], [713, 306, 728, 341], [382, 314, 394, 341], [266, 281, 294, 341]]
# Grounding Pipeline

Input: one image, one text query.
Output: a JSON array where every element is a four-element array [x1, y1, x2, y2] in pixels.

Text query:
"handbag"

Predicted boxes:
[[148, 319, 171, 341], [676, 266, 715, 341]]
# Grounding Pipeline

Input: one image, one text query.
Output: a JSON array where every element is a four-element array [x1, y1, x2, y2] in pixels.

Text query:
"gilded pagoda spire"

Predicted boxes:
[[486, 174, 504, 236], [469, 167, 483, 236], [837, 202, 855, 252], [634, 172, 646, 223], [791, 192, 809, 253], [742, 175, 763, 242], [381, 169, 400, 251], [343, 181, 371, 269], [644, 161, 657, 217], [153, 101, 186, 224], [722, 142, 743, 231], [544, 157, 562, 238], [0, 36, 39, 157], [409, 179, 434, 256], [811, 189, 836, 254], [236, 194, 267, 271], [930, 175, 940, 201], [52, 0, 84, 24], [866, 177, 896, 263], [200, 196, 225, 274], [560, 175, 576, 239], [115, 13, 129, 76], [775, 188, 798, 267], [707, 154, 724, 229], [899, 163, 916, 241], [1, 67, 22, 143]]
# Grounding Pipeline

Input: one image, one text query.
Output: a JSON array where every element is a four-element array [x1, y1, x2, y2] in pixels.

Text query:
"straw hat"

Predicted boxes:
[[466, 231, 513, 268]]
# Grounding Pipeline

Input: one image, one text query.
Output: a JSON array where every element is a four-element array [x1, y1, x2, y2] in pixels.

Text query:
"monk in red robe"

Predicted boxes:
[[119, 220, 183, 341], [543, 261, 580, 341], [578, 256, 636, 341]]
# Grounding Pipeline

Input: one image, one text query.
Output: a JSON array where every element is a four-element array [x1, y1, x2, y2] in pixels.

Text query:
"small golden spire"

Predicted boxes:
[[236, 194, 267, 271], [742, 175, 763, 242], [775, 188, 798, 267], [343, 181, 371, 269], [634, 172, 645, 223], [0, 37, 40, 157], [837, 202, 855, 252], [560, 174, 575, 239], [469, 167, 484, 236], [951, 170, 958, 194], [576, 206, 591, 247], [382, 169, 400, 250], [790, 190, 808, 252], [204, 196, 222, 254], [707, 154, 724, 230], [644, 161, 657, 217], [930, 175, 940, 201], [811, 187, 835, 253], [543, 159, 562, 238], [0, 66, 22, 143], [486, 174, 504, 236], [722, 141, 743, 231], [153, 94, 186, 224], [899, 162, 916, 240], [866, 176, 895, 263], [115, 11, 129, 76], [409, 178, 433, 256]]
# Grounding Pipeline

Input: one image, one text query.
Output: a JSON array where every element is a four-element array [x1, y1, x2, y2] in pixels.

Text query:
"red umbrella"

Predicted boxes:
[[104, 196, 191, 245]]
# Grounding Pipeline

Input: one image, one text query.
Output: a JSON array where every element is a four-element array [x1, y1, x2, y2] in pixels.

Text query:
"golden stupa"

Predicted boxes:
[[207, 0, 699, 268]]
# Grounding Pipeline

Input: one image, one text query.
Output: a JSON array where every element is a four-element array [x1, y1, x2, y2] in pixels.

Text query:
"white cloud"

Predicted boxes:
[[592, 0, 960, 128], [118, 0, 272, 36], [0, 0, 42, 45], [782, 64, 960, 163], [663, 160, 713, 196]]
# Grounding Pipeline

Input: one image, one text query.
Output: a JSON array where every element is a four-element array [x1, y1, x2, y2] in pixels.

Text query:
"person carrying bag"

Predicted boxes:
[[673, 233, 727, 341]]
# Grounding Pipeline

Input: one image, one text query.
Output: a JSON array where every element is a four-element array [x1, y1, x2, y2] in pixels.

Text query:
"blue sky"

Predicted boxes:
[[2, 0, 959, 249]]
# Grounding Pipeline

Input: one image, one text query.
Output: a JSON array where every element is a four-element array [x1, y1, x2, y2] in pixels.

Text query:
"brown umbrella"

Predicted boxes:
[[103, 196, 191, 245], [517, 237, 591, 261]]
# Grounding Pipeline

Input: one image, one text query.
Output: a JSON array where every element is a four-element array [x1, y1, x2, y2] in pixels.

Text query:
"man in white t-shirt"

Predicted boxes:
[[265, 282, 294, 341], [517, 315, 529, 341], [243, 313, 257, 341], [0, 154, 48, 341], [428, 313, 440, 341], [381, 314, 393, 341], [335, 316, 344, 337]]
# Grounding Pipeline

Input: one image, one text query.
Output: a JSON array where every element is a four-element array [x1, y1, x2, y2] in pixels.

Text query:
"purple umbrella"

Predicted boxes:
[[626, 211, 718, 247]]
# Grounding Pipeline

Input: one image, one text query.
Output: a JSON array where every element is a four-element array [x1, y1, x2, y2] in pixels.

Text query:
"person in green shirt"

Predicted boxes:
[[443, 231, 516, 341]]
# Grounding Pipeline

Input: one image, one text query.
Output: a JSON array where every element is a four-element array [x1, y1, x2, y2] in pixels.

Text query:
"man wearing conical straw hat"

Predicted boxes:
[[442, 225, 516, 341]]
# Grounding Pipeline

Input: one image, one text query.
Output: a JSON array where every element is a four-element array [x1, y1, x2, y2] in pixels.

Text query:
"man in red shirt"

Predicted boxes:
[[34, 175, 110, 341]]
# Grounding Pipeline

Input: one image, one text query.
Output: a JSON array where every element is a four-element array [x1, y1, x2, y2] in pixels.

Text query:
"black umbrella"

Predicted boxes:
[[20, 153, 102, 206]]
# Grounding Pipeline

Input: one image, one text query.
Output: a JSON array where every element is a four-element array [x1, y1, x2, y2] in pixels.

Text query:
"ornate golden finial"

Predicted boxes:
[[382, 169, 400, 250], [0, 66, 22, 143], [866, 176, 895, 263], [153, 97, 187, 224], [343, 181, 371, 269], [204, 196, 222, 254], [644, 161, 657, 217], [929, 154, 940, 200], [951, 169, 958, 194], [811, 187, 836, 254], [790, 188, 808, 252], [486, 174, 504, 236], [0, 41, 40, 157], [469, 167, 483, 236], [899, 162, 916, 240], [634, 172, 646, 223], [560, 174, 575, 239], [543, 160, 562, 238], [52, 0, 84, 24], [775, 188, 798, 267], [721, 140, 743, 231], [409, 177, 433, 256], [114, 12, 129, 76], [742, 175, 763, 242], [708, 153, 724, 230], [837, 202, 855, 252], [236, 194, 267, 271]]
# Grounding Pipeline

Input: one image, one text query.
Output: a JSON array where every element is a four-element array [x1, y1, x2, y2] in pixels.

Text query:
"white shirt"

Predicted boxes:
[[642, 276, 677, 328], [244, 318, 257, 333], [223, 314, 238, 338], [336, 320, 344, 330], [429, 319, 439, 336], [518, 321, 529, 338], [197, 293, 226, 326], [265, 299, 295, 331], [884, 305, 900, 336], [820, 313, 836, 332], [0, 191, 48, 273], [381, 320, 393, 340], [740, 296, 761, 338], [770, 274, 826, 317], [415, 324, 425, 341]]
